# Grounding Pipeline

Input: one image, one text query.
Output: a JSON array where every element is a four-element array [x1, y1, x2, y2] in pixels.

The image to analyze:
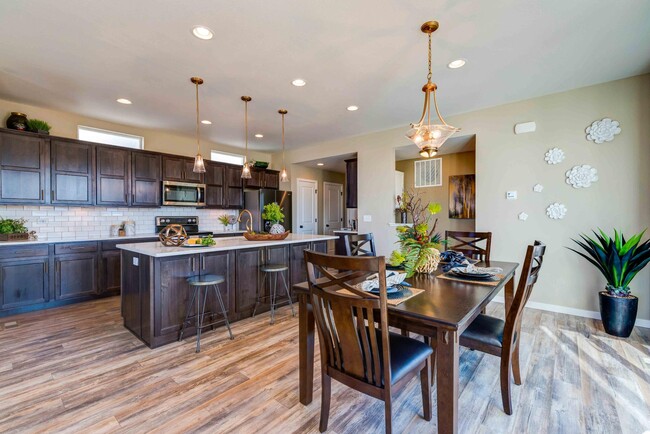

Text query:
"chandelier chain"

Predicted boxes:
[[427, 33, 432, 81], [244, 99, 248, 163]]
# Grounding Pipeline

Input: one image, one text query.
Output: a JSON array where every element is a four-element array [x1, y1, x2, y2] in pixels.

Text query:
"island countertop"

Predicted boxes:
[[117, 233, 338, 257]]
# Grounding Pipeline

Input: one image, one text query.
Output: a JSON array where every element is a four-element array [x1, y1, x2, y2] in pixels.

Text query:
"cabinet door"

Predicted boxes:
[[96, 146, 129, 206], [200, 251, 234, 321], [235, 248, 261, 314], [263, 246, 289, 300], [51, 139, 94, 205], [157, 255, 197, 337], [100, 250, 121, 294], [0, 131, 47, 204], [1, 258, 49, 309], [183, 159, 202, 182], [204, 162, 225, 208], [132, 151, 161, 207], [55, 253, 98, 300], [264, 171, 280, 190], [204, 162, 224, 186], [224, 165, 243, 209], [289, 242, 310, 287], [162, 156, 202, 183], [345, 158, 357, 208], [243, 168, 263, 189]]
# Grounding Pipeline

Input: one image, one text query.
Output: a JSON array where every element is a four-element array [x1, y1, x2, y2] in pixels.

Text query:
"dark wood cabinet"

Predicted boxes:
[[204, 161, 225, 208], [243, 168, 263, 189], [100, 250, 121, 294], [55, 252, 98, 300], [200, 250, 235, 321], [131, 151, 161, 207], [0, 130, 48, 204], [162, 156, 202, 183], [156, 254, 197, 337], [264, 170, 280, 190], [96, 146, 129, 206], [224, 165, 244, 209], [0, 257, 49, 309], [51, 138, 94, 205], [345, 158, 357, 208], [289, 242, 311, 288], [234, 248, 261, 314]]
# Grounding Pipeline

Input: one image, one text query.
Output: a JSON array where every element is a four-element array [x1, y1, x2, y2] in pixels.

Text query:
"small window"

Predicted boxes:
[[78, 126, 143, 149], [414, 158, 442, 187], [211, 150, 245, 166]]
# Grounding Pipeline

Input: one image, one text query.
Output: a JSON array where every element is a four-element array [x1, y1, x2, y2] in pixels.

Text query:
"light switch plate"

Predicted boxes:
[[133, 257, 139, 266], [506, 191, 518, 200], [363, 215, 372, 222]]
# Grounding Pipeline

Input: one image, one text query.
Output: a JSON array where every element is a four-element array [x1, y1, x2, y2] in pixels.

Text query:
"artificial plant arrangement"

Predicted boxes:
[[0, 217, 34, 241], [262, 202, 286, 234], [218, 214, 231, 228], [568, 228, 650, 337], [389, 190, 443, 277], [26, 119, 51, 134]]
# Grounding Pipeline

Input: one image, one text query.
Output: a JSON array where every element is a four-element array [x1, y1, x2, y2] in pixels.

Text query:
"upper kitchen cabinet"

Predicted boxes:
[[224, 164, 244, 209], [96, 146, 130, 206], [131, 151, 161, 207], [204, 161, 225, 208], [263, 170, 280, 190], [242, 167, 263, 189], [162, 156, 202, 183], [0, 129, 48, 204], [50, 138, 94, 205], [345, 158, 357, 208]]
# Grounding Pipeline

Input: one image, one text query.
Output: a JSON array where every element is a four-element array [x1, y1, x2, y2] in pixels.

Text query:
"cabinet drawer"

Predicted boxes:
[[101, 238, 157, 251], [55, 242, 98, 255], [0, 244, 49, 259]]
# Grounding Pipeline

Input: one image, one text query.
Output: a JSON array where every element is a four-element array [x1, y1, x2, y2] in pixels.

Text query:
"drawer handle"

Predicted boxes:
[[16, 249, 37, 254]]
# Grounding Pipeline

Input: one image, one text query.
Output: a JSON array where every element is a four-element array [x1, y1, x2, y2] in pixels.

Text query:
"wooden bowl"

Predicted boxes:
[[243, 231, 290, 241]]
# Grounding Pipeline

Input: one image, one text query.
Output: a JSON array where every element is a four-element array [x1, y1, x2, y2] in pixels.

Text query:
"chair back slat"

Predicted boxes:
[[503, 240, 546, 348], [305, 250, 389, 388], [344, 233, 377, 257], [445, 230, 492, 262]]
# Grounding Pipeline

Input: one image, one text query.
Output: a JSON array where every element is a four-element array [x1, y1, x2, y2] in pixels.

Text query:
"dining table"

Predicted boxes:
[[292, 260, 519, 434]]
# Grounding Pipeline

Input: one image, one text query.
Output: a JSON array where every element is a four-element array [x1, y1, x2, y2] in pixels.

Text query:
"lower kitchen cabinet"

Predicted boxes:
[[156, 254, 197, 337], [0, 257, 49, 310], [100, 250, 121, 294], [55, 253, 98, 300], [234, 248, 261, 315]]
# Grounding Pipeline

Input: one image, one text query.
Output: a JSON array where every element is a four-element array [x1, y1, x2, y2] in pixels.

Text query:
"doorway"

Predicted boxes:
[[323, 182, 343, 235], [296, 178, 318, 234]]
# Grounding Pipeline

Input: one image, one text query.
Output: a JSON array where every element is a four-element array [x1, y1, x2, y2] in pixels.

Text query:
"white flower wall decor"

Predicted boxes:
[[566, 165, 598, 188], [533, 184, 544, 193], [586, 118, 621, 144], [546, 203, 567, 220], [518, 212, 529, 221], [544, 147, 565, 165]]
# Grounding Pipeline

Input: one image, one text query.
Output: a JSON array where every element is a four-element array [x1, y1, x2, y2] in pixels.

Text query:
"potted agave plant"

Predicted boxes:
[[389, 190, 442, 277], [569, 229, 650, 337]]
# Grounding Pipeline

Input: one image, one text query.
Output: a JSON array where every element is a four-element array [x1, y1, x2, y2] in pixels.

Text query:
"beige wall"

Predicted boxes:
[[396, 150, 476, 234], [272, 74, 650, 321], [281, 165, 345, 234], [0, 97, 272, 164]]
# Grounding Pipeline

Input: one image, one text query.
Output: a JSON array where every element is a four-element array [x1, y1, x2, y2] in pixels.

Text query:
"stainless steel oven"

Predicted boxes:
[[162, 181, 206, 207]]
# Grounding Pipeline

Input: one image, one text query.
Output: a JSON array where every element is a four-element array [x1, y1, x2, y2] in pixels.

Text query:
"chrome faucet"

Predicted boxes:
[[237, 209, 254, 232]]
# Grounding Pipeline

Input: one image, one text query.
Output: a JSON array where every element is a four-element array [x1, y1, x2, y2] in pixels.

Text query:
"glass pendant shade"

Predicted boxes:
[[193, 153, 206, 173], [280, 168, 289, 182], [241, 162, 251, 179], [406, 123, 459, 156]]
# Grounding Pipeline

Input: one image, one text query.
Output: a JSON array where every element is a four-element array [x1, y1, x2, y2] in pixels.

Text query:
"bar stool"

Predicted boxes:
[[179, 274, 234, 353], [253, 264, 295, 324]]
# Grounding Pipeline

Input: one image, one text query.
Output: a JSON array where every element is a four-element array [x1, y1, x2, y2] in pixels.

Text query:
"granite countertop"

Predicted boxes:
[[117, 234, 338, 258], [0, 228, 246, 246]]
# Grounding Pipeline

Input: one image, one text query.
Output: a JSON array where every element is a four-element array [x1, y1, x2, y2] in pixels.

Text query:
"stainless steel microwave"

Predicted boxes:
[[162, 181, 206, 207]]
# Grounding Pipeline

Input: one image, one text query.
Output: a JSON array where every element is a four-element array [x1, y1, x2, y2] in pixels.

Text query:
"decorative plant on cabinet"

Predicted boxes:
[[568, 229, 650, 337]]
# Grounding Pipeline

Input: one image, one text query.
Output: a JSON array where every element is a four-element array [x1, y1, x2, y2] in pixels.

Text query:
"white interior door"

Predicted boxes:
[[296, 178, 318, 234], [323, 182, 343, 235]]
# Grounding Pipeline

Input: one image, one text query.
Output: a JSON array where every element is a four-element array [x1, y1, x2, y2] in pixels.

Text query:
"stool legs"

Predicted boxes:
[[180, 283, 235, 352], [195, 287, 209, 353], [179, 285, 199, 342], [252, 271, 267, 318], [279, 270, 295, 317], [213, 283, 234, 340]]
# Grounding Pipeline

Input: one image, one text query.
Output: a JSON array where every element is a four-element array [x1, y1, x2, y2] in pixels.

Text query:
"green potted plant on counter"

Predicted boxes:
[[262, 202, 285, 234], [568, 229, 650, 337]]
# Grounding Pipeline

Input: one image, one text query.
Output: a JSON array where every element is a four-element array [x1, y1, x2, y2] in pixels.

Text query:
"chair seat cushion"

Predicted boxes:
[[460, 314, 505, 348], [375, 331, 433, 385]]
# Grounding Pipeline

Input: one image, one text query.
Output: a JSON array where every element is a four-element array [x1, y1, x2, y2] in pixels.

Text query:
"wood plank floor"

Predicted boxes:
[[1, 297, 649, 434]]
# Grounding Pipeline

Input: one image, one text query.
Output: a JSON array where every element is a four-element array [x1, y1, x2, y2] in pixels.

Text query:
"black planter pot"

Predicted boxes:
[[6, 112, 28, 131], [599, 291, 638, 337]]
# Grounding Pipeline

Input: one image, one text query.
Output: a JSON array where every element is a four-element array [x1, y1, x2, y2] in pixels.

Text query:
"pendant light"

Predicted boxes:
[[241, 96, 252, 179], [278, 109, 289, 183], [190, 77, 206, 173], [406, 21, 460, 158]]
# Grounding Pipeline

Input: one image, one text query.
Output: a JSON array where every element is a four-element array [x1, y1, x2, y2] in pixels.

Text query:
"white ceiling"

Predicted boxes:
[[298, 152, 357, 174], [1, 1, 649, 152]]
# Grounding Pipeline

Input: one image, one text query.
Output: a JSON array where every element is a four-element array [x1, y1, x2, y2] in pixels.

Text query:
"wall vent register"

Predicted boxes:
[[414, 158, 442, 187]]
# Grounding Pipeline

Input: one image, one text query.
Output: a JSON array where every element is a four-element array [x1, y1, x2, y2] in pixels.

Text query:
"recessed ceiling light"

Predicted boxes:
[[201, 120, 212, 125], [116, 98, 132, 105], [447, 58, 467, 69], [192, 25, 214, 40], [347, 105, 359, 111], [291, 79, 306, 87], [255, 133, 264, 138], [317, 163, 324, 166]]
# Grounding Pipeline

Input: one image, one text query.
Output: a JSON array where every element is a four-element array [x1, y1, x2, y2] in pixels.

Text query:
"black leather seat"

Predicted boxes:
[[460, 314, 505, 347], [375, 330, 433, 385]]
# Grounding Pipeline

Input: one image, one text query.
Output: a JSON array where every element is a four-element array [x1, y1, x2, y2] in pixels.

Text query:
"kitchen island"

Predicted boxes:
[[117, 234, 337, 348]]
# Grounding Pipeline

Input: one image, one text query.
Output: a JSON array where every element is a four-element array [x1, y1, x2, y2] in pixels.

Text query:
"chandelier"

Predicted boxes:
[[406, 21, 459, 158]]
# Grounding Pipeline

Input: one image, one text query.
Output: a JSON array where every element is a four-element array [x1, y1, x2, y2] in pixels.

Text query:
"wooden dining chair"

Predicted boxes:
[[344, 233, 377, 256], [304, 250, 432, 433], [459, 240, 546, 415], [445, 230, 492, 262]]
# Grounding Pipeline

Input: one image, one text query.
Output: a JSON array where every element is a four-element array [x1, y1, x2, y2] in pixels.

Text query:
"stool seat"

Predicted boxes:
[[187, 274, 225, 286], [261, 264, 289, 273]]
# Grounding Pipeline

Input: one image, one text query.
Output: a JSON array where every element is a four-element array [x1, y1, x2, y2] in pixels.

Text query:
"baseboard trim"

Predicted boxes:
[[490, 296, 650, 329]]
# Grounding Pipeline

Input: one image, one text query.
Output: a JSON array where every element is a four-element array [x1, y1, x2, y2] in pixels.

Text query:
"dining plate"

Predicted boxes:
[[450, 270, 495, 280]]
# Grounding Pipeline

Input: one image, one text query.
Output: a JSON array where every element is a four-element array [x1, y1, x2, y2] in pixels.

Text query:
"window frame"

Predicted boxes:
[[210, 150, 245, 166], [77, 125, 144, 150]]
